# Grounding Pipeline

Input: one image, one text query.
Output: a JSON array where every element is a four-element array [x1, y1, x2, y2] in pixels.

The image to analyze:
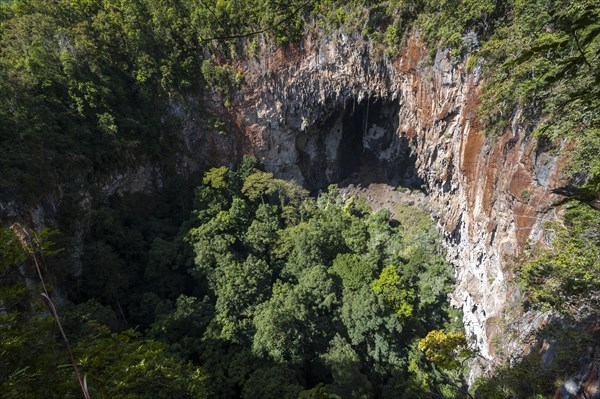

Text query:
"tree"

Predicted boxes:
[[148, 294, 214, 359], [252, 266, 338, 363], [252, 281, 308, 362], [280, 215, 347, 278], [74, 326, 206, 399], [372, 265, 415, 319], [203, 166, 230, 190], [330, 253, 377, 291], [242, 171, 277, 202], [181, 162, 459, 395], [243, 203, 281, 255], [241, 366, 303, 399], [340, 285, 405, 365], [320, 334, 373, 399], [212, 255, 273, 341], [365, 209, 395, 260], [417, 330, 470, 371]]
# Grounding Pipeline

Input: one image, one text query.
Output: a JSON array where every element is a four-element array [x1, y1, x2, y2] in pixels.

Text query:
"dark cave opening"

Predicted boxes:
[[296, 97, 423, 192], [337, 101, 364, 182]]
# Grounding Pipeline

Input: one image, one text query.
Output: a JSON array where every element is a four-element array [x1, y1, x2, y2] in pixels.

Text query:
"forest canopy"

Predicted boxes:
[[1, 158, 468, 398]]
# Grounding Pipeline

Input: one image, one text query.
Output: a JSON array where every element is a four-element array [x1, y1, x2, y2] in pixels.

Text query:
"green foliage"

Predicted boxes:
[[241, 366, 303, 399], [1, 226, 60, 266], [242, 171, 278, 201], [372, 265, 415, 319], [384, 23, 402, 58], [214, 255, 273, 341], [148, 294, 214, 359], [0, 226, 206, 399], [465, 53, 479, 72], [0, 0, 201, 204], [201, 60, 243, 108], [417, 330, 469, 370], [75, 327, 206, 399], [1, 318, 207, 399], [202, 166, 228, 190], [0, 226, 61, 315], [568, 128, 600, 194], [320, 334, 372, 398], [331, 253, 377, 291], [298, 384, 343, 399], [163, 160, 461, 397], [474, 1, 600, 196], [518, 202, 600, 314], [339, 284, 405, 366], [414, 0, 504, 59]]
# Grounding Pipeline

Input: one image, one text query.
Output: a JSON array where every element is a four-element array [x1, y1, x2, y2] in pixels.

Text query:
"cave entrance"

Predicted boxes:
[[296, 97, 422, 192]]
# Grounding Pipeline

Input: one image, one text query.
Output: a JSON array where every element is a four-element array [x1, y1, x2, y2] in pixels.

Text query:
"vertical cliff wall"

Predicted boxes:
[[224, 29, 569, 375]]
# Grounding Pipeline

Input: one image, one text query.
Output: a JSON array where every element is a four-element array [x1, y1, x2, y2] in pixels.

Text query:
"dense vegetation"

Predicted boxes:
[[0, 227, 206, 398], [1, 0, 599, 397], [175, 159, 464, 398], [2, 159, 470, 398]]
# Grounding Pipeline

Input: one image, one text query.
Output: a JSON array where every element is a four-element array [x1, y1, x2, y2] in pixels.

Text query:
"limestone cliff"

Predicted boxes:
[[220, 28, 569, 377]]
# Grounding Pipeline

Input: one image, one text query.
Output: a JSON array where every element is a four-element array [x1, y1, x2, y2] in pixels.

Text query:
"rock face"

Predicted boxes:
[[224, 29, 569, 377]]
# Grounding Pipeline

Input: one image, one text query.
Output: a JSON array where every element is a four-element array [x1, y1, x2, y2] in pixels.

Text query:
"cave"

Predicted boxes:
[[296, 97, 423, 192]]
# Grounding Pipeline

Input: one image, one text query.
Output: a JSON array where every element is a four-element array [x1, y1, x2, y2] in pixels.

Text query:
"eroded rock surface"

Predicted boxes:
[[223, 28, 569, 378]]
